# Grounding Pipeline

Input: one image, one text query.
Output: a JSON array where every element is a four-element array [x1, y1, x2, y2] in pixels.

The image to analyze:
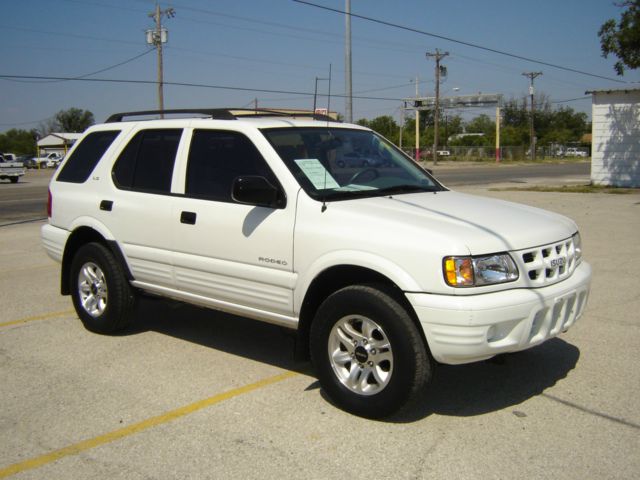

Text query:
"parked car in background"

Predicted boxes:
[[565, 147, 588, 158], [30, 152, 63, 168], [46, 155, 64, 168], [0, 155, 26, 183], [420, 149, 451, 159], [16, 154, 31, 167], [2, 153, 27, 167], [23, 157, 39, 169]]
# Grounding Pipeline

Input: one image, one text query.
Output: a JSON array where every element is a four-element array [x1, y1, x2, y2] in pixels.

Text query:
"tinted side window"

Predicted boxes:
[[57, 130, 120, 183], [112, 129, 181, 193], [186, 130, 277, 202]]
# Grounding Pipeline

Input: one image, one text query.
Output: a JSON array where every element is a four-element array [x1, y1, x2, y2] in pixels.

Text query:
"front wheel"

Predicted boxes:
[[70, 242, 136, 334], [310, 285, 431, 418]]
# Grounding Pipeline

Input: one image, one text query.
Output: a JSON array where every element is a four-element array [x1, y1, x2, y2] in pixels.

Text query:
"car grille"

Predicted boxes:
[[515, 237, 579, 287]]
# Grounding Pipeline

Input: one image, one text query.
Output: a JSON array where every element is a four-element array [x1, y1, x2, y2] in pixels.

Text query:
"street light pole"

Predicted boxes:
[[344, 0, 353, 122], [414, 76, 420, 162]]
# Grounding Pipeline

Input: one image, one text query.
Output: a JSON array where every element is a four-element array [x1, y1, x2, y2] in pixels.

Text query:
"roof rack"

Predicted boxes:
[[105, 108, 338, 123]]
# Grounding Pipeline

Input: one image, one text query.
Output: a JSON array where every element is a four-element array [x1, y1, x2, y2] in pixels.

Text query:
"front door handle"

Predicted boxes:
[[180, 211, 197, 225]]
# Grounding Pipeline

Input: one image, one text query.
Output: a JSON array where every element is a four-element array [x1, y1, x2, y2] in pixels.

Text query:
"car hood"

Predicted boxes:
[[331, 190, 577, 254]]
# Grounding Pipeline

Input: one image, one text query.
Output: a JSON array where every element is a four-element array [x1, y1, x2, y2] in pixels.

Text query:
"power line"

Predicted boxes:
[[552, 96, 590, 104], [0, 24, 140, 47], [292, 0, 627, 84], [0, 49, 154, 84], [0, 74, 404, 102], [0, 116, 53, 127], [0, 73, 594, 109]]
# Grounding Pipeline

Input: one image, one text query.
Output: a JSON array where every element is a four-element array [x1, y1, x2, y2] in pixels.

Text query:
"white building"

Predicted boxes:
[[37, 133, 82, 157], [587, 89, 640, 188]]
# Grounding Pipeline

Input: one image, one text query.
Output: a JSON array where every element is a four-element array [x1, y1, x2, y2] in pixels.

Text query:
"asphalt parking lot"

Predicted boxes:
[[1, 174, 639, 479]]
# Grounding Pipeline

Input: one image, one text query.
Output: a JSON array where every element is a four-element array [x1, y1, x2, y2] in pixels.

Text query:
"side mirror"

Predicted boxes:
[[232, 176, 286, 209]]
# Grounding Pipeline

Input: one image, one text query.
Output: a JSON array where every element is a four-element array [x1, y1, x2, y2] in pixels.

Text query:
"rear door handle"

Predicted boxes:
[[100, 200, 113, 211], [180, 211, 197, 225]]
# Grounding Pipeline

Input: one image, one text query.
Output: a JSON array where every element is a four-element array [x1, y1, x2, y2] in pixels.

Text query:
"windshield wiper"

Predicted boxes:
[[317, 184, 441, 202], [375, 184, 440, 196]]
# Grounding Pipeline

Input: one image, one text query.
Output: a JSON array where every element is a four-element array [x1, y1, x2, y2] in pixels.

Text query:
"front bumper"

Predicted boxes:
[[407, 261, 592, 365]]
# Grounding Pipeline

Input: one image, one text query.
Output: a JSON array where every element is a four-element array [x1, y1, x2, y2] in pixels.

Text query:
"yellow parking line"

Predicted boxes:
[[0, 371, 297, 478], [0, 310, 75, 328]]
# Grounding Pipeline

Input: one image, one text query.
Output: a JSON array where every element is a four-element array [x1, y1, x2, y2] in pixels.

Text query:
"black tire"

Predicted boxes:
[[310, 285, 431, 418], [10, 177, 18, 183], [70, 242, 136, 334]]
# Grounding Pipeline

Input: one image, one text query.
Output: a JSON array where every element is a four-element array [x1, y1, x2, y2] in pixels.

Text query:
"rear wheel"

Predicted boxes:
[[70, 242, 136, 334], [310, 285, 431, 418], [10, 177, 18, 183]]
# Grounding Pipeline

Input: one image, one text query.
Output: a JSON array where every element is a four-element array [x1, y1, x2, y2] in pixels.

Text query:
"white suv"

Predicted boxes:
[[42, 109, 591, 418]]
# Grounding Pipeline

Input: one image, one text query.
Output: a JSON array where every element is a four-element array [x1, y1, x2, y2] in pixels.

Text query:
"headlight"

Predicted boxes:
[[572, 232, 582, 263], [444, 253, 519, 287]]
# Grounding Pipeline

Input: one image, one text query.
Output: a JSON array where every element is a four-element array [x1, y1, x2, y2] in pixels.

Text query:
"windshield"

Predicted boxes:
[[261, 127, 444, 201]]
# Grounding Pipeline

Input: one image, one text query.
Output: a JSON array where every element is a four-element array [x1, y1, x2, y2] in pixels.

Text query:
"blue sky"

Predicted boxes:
[[1, 0, 638, 132]]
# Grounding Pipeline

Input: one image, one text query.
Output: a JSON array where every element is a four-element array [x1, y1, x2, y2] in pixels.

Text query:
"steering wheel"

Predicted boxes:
[[348, 168, 379, 184]]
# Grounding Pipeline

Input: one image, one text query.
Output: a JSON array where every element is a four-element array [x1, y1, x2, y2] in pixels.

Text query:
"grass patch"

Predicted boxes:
[[490, 184, 638, 194]]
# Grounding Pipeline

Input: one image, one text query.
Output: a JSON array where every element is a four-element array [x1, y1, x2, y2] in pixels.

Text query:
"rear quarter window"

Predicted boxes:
[[112, 129, 181, 194], [56, 130, 121, 183]]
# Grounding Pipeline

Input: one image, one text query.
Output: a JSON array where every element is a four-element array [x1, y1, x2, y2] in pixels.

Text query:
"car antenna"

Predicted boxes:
[[326, 63, 332, 127], [321, 166, 328, 212]]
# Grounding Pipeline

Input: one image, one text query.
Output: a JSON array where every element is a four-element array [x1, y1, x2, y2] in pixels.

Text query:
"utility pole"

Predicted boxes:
[[344, 0, 353, 122], [414, 76, 420, 162], [399, 102, 405, 149], [522, 71, 542, 160], [426, 49, 449, 166], [147, 3, 175, 117], [496, 105, 501, 163]]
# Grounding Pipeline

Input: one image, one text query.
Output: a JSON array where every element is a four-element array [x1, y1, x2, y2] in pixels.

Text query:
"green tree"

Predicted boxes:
[[500, 125, 528, 146], [0, 129, 38, 155], [36, 117, 59, 137], [358, 116, 400, 143], [544, 107, 589, 144], [465, 114, 496, 145], [368, 115, 398, 142], [599, 0, 640, 75], [55, 108, 95, 133], [502, 97, 528, 128]]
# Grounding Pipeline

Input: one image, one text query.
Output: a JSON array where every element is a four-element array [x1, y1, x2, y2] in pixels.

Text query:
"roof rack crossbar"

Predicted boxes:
[[105, 108, 338, 123]]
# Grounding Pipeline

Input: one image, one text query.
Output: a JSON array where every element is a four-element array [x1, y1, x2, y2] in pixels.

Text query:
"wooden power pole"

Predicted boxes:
[[522, 71, 542, 160], [427, 49, 449, 165], [147, 4, 175, 117]]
